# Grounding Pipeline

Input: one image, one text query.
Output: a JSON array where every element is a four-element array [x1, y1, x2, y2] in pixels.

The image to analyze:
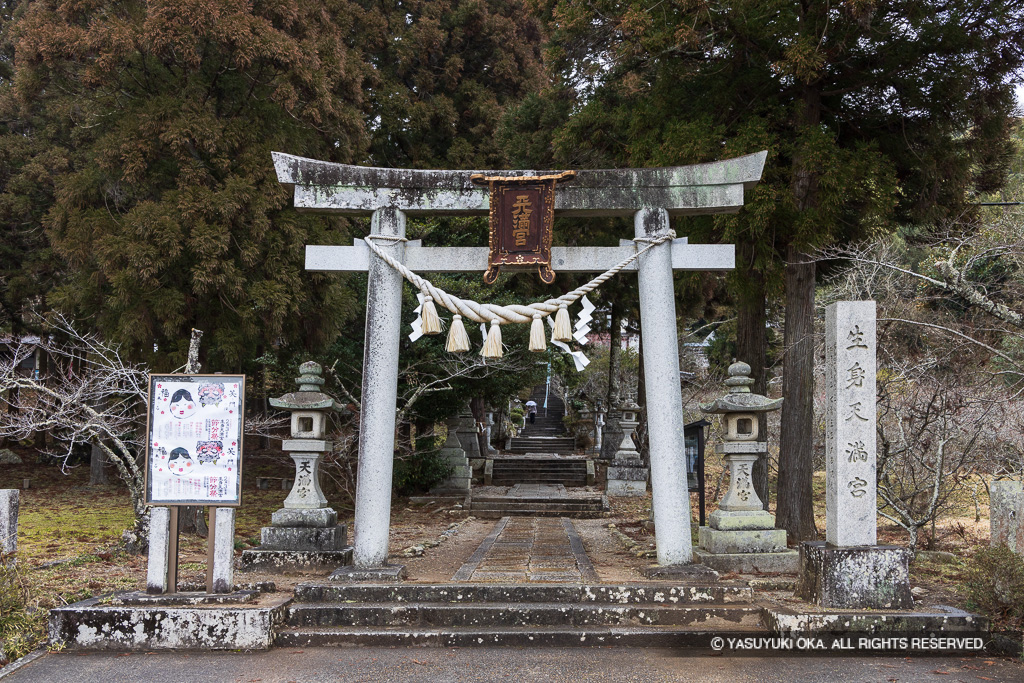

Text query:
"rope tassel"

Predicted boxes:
[[446, 315, 471, 352], [529, 314, 546, 352], [420, 295, 442, 335], [481, 320, 503, 358], [552, 303, 572, 342]]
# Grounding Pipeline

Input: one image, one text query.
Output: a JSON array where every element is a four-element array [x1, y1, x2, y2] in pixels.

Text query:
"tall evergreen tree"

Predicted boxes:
[[357, 0, 545, 169], [508, 0, 1024, 539], [0, 0, 369, 368]]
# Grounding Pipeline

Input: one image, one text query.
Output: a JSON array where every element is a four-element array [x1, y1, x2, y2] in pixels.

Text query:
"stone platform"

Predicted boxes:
[[49, 515, 987, 651]]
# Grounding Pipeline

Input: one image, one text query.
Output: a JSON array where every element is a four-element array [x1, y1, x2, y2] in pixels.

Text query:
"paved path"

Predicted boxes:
[[452, 512, 599, 583], [6, 648, 1023, 683]]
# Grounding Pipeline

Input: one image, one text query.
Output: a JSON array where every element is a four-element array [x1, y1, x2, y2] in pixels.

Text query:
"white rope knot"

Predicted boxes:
[[364, 234, 409, 243], [633, 229, 677, 245]]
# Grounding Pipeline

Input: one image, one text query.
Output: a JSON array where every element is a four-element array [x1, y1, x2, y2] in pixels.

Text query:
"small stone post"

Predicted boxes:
[[146, 507, 172, 594], [240, 362, 353, 574], [605, 402, 649, 496], [210, 508, 236, 593], [0, 489, 18, 557], [991, 480, 1023, 554], [796, 301, 913, 609]]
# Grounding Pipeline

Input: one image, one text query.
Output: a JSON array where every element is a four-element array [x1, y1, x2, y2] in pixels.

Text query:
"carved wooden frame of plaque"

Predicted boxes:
[[472, 171, 575, 284]]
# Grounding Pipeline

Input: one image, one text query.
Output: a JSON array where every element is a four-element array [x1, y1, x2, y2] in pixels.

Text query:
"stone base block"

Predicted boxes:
[[260, 524, 347, 552], [108, 590, 258, 606], [410, 494, 468, 504], [698, 526, 787, 554], [606, 464, 648, 480], [694, 548, 799, 574], [795, 541, 913, 609], [708, 509, 777, 531], [606, 479, 647, 496], [270, 507, 337, 528], [641, 563, 720, 581], [430, 477, 471, 495], [49, 594, 290, 650], [765, 604, 986, 637], [239, 548, 352, 573], [329, 564, 406, 582]]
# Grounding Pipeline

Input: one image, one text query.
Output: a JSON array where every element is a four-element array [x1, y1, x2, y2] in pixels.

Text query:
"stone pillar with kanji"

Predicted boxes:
[[240, 362, 352, 572], [796, 301, 913, 608]]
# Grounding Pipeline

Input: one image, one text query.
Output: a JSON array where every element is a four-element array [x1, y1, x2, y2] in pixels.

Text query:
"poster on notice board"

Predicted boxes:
[[144, 374, 245, 507]]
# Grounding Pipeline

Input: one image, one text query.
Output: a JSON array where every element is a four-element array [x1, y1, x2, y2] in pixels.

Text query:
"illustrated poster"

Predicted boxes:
[[145, 374, 245, 507]]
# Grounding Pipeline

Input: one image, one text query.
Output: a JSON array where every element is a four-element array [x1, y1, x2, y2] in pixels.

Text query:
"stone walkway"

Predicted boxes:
[[452, 511, 599, 582]]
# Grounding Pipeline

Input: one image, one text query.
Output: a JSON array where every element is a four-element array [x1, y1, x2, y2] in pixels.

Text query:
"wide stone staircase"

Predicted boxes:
[[469, 387, 605, 517], [274, 582, 763, 647], [490, 457, 588, 486]]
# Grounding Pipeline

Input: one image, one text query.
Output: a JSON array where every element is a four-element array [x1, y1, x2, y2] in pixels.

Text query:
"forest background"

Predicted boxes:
[[0, 0, 1023, 551]]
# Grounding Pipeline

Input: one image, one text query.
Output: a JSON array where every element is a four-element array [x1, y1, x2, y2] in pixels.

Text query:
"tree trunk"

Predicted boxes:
[[33, 350, 47, 451], [601, 301, 624, 460], [178, 328, 208, 537], [776, 78, 822, 542], [776, 245, 817, 541], [735, 242, 770, 510], [606, 299, 622, 407], [636, 323, 648, 463], [89, 443, 109, 485], [177, 506, 208, 537]]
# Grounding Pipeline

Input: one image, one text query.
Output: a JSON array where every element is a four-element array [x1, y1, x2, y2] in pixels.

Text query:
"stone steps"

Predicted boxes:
[[274, 624, 766, 648], [489, 458, 590, 487], [292, 583, 754, 605], [284, 602, 763, 628], [277, 582, 762, 647], [489, 481, 589, 485]]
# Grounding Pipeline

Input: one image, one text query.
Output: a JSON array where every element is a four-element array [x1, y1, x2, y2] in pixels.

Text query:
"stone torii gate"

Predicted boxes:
[[273, 151, 767, 570]]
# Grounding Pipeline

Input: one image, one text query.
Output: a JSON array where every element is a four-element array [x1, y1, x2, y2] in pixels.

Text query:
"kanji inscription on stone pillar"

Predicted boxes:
[[825, 301, 877, 547]]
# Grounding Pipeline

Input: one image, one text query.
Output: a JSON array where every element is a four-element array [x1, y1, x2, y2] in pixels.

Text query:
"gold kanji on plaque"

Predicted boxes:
[[471, 171, 575, 284]]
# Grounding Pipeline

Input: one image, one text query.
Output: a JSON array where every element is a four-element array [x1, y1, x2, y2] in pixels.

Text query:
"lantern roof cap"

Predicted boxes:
[[268, 361, 340, 411], [700, 361, 783, 414]]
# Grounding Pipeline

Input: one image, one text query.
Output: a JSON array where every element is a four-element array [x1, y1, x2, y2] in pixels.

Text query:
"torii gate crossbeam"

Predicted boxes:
[[274, 151, 767, 569]]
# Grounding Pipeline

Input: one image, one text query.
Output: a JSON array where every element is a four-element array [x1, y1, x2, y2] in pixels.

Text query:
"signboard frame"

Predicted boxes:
[[144, 373, 246, 508]]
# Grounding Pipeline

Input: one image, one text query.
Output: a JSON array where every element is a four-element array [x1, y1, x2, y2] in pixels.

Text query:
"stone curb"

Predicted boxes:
[[0, 647, 47, 681], [397, 516, 476, 558], [606, 524, 656, 558]]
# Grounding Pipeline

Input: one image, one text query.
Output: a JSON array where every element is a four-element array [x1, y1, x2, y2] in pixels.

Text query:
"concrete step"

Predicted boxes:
[[274, 625, 766, 648], [470, 502, 603, 512], [493, 464, 586, 469], [473, 509, 604, 518], [284, 602, 763, 628], [490, 480, 588, 486], [292, 583, 754, 605]]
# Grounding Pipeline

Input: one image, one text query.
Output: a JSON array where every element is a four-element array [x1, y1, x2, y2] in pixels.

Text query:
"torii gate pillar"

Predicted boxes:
[[274, 151, 767, 569], [635, 208, 691, 563]]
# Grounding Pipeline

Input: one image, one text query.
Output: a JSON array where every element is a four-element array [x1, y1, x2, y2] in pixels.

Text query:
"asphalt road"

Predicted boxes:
[[4, 648, 1023, 683]]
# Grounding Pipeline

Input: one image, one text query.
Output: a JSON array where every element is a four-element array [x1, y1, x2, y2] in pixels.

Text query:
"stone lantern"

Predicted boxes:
[[577, 406, 594, 453], [696, 361, 795, 573], [240, 361, 351, 572], [606, 400, 648, 496]]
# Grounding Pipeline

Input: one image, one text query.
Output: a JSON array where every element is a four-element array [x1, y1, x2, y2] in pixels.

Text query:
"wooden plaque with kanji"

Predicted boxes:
[[472, 171, 574, 284]]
